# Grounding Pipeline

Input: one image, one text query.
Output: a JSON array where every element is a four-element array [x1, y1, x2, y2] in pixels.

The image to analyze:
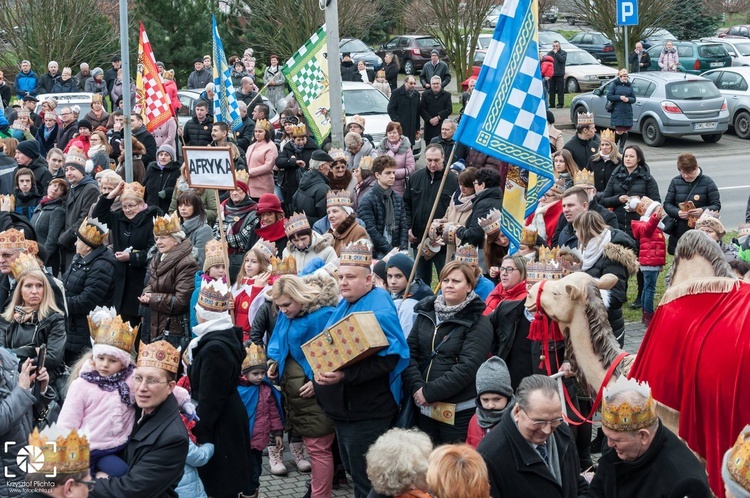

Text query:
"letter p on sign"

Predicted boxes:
[[617, 0, 638, 25]]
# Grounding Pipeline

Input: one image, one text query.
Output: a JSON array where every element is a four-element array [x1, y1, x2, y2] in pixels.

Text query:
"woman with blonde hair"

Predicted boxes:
[[552, 149, 579, 190], [365, 428, 433, 498], [426, 444, 490, 498], [586, 129, 621, 193]]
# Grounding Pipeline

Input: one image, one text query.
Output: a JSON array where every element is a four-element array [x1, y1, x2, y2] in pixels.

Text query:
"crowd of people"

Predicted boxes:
[[0, 47, 748, 498]]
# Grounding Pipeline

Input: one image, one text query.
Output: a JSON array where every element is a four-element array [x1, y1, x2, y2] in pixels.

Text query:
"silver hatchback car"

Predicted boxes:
[[701, 67, 750, 139], [569, 72, 729, 147]]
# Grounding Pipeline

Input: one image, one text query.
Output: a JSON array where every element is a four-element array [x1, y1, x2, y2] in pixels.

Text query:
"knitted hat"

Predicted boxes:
[[256, 193, 283, 214], [65, 151, 88, 175], [475, 357, 513, 399], [373, 259, 387, 282], [387, 253, 414, 279], [92, 67, 104, 77], [203, 240, 226, 273], [157, 144, 176, 162], [78, 119, 92, 132], [16, 140, 40, 160]]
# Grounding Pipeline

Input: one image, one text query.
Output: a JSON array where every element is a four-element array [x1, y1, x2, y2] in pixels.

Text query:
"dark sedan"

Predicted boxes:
[[569, 31, 617, 64], [376, 35, 448, 76]]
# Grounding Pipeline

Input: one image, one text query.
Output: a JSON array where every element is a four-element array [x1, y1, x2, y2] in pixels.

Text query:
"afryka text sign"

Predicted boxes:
[[183, 146, 236, 190]]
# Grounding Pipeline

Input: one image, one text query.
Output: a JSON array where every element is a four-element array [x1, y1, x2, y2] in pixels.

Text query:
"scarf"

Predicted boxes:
[[451, 190, 475, 213], [434, 291, 477, 322], [375, 183, 396, 235], [43, 126, 54, 140], [600, 152, 611, 161], [13, 306, 38, 324], [187, 314, 235, 364], [39, 195, 60, 207], [80, 364, 135, 406], [498, 280, 528, 302], [292, 143, 304, 155], [255, 218, 286, 242], [477, 394, 515, 429], [581, 229, 612, 271], [223, 198, 257, 235]]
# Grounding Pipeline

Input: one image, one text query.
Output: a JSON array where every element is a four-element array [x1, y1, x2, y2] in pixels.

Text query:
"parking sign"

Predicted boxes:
[[617, 0, 638, 26]]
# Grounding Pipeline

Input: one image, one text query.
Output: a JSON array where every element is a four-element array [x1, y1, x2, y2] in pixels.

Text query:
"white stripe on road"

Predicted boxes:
[[718, 185, 750, 190]]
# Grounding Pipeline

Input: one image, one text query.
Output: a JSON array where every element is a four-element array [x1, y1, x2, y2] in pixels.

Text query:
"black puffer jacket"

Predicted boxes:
[[276, 140, 319, 205], [0, 312, 66, 380], [143, 161, 182, 213], [62, 245, 116, 354], [292, 169, 330, 226], [182, 115, 214, 146], [662, 170, 720, 253], [402, 295, 493, 404], [563, 134, 600, 172], [600, 164, 661, 238], [358, 185, 409, 257], [404, 167, 458, 244]]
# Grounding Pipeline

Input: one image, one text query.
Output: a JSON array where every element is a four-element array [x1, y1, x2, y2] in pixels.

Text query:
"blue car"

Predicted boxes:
[[340, 38, 382, 71]]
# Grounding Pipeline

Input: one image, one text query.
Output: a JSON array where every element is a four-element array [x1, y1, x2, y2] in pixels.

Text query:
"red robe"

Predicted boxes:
[[233, 278, 264, 343]]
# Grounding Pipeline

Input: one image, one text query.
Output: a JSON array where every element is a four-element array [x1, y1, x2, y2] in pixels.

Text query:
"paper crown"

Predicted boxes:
[[479, 208, 502, 235], [454, 243, 479, 266], [137, 340, 181, 373], [235, 169, 250, 186], [635, 196, 661, 217], [25, 240, 38, 257], [197, 279, 233, 312], [65, 151, 87, 168], [602, 377, 657, 432], [329, 148, 346, 161], [91, 93, 103, 103], [574, 169, 595, 186], [77, 217, 109, 247], [695, 210, 725, 236], [28, 425, 90, 474], [600, 128, 616, 144], [255, 119, 271, 132], [88, 306, 138, 353], [153, 212, 182, 237], [557, 245, 583, 274], [271, 255, 297, 276], [285, 212, 310, 237], [358, 156, 373, 171], [252, 237, 277, 261], [0, 194, 14, 211], [121, 181, 145, 201], [526, 247, 563, 287], [291, 123, 307, 138], [326, 189, 353, 208], [11, 251, 41, 280], [739, 223, 750, 239], [520, 226, 538, 246], [0, 228, 26, 250], [577, 112, 594, 126], [340, 239, 373, 267], [725, 426, 750, 493], [241, 343, 267, 372], [203, 239, 226, 271]]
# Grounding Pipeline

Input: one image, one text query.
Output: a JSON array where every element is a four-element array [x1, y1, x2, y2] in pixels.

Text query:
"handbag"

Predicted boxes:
[[663, 175, 703, 237], [605, 99, 614, 112]]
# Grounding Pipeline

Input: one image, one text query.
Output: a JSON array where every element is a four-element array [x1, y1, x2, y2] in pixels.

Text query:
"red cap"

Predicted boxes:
[[256, 193, 283, 214]]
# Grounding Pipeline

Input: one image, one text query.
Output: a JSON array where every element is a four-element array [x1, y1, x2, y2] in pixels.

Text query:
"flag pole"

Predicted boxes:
[[118, 0, 132, 182], [406, 147, 456, 291], [245, 79, 274, 110]]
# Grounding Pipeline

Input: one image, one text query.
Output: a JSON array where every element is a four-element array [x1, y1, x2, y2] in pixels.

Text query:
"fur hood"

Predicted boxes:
[[334, 214, 357, 238], [300, 273, 340, 314], [286, 231, 334, 253], [603, 242, 639, 277], [119, 137, 146, 161], [328, 169, 353, 191]]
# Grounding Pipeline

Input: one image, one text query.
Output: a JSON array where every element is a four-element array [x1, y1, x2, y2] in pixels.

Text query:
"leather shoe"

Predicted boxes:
[[629, 300, 642, 310]]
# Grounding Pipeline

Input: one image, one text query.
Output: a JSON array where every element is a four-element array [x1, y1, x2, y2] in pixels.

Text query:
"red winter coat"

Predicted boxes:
[[250, 383, 284, 451], [466, 413, 493, 449], [631, 214, 666, 267], [541, 56, 555, 79]]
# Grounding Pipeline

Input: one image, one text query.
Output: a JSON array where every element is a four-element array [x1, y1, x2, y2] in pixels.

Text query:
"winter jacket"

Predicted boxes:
[[455, 185, 504, 250], [282, 231, 338, 270], [27, 155, 52, 194], [403, 295, 493, 404], [586, 155, 620, 195], [419, 60, 452, 88], [662, 170, 721, 252], [600, 164, 661, 238], [182, 216, 214, 269], [51, 77, 77, 94], [0, 153, 15, 196], [352, 68, 376, 84], [169, 180, 218, 227], [629, 49, 652, 73], [59, 176, 100, 269], [541, 55, 555, 78], [183, 115, 215, 147], [419, 88, 453, 143], [85, 109, 110, 130], [35, 123, 59, 157], [376, 137, 416, 196], [346, 139, 376, 172], [247, 382, 284, 450], [234, 116, 255, 152], [31, 197, 66, 269], [162, 79, 181, 115], [563, 134, 601, 172], [293, 169, 331, 226], [245, 139, 278, 199], [328, 214, 369, 255], [250, 297, 277, 346], [187, 69, 212, 90], [340, 60, 357, 81], [388, 85, 421, 144], [56, 120, 78, 152], [143, 239, 199, 340], [631, 214, 666, 267], [37, 72, 59, 94], [276, 140, 319, 203], [547, 49, 568, 76], [404, 167, 458, 244], [133, 126, 158, 167], [13, 70, 38, 97], [658, 48, 680, 71], [62, 245, 116, 353], [14, 188, 41, 221], [110, 78, 137, 109], [0, 312, 66, 377], [358, 185, 409, 256], [175, 441, 214, 498], [550, 199, 619, 248], [92, 195, 158, 317], [143, 160, 182, 213], [607, 78, 636, 128], [152, 118, 177, 150], [84, 76, 108, 98]]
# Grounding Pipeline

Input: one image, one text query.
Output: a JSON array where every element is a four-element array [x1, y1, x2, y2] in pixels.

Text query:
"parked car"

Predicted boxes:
[[375, 35, 448, 76], [176, 90, 278, 130], [475, 33, 492, 51], [641, 28, 676, 50], [701, 37, 750, 66], [569, 72, 729, 146], [646, 41, 731, 74], [339, 38, 382, 70], [701, 67, 750, 138], [542, 7, 558, 23], [718, 25, 750, 39], [538, 30, 578, 56], [564, 13, 589, 25], [561, 49, 619, 92], [569, 31, 617, 64], [483, 5, 502, 28], [34, 92, 94, 118]]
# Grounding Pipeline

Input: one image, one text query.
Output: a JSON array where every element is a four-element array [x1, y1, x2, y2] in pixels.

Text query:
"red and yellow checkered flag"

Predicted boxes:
[[137, 22, 172, 132]]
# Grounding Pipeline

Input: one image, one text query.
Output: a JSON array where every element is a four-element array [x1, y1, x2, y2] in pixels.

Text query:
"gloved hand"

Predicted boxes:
[[158, 190, 167, 199], [182, 401, 199, 422]]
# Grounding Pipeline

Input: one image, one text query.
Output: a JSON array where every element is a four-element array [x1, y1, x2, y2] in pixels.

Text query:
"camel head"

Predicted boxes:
[[667, 230, 736, 287], [525, 272, 618, 325]]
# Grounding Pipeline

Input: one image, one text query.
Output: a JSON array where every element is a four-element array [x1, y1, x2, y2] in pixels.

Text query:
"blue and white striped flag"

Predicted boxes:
[[454, 0, 554, 253], [212, 15, 242, 131]]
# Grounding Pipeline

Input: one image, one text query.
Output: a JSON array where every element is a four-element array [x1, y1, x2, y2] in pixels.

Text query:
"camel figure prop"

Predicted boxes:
[[526, 231, 750, 498]]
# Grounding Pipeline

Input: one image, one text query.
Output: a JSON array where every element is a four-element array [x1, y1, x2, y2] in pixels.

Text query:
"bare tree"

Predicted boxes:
[[707, 0, 750, 24]]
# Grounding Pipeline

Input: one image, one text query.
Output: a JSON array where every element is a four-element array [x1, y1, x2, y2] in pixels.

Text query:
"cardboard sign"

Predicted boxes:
[[183, 146, 236, 190]]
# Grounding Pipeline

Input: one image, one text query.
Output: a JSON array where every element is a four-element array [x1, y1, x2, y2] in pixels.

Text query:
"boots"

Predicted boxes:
[[629, 298, 642, 310], [642, 311, 654, 326], [291, 442, 312, 472], [618, 132, 628, 153], [268, 445, 289, 476], [239, 492, 258, 498]]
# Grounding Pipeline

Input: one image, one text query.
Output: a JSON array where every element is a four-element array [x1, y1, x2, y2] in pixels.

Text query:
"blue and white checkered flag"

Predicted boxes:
[[212, 15, 242, 132]]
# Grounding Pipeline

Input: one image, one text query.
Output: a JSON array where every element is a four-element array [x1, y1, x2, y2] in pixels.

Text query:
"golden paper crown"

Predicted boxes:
[[137, 340, 181, 373], [340, 239, 372, 268], [256, 119, 271, 132], [526, 247, 563, 287], [577, 112, 594, 126], [479, 208, 502, 235], [726, 426, 750, 492], [602, 377, 657, 432], [326, 189, 353, 208], [285, 212, 310, 237], [197, 279, 233, 312], [635, 196, 657, 217], [0, 227, 26, 250], [77, 217, 109, 247], [28, 425, 90, 474], [329, 148, 346, 161], [11, 251, 41, 280], [271, 254, 297, 275], [91, 93, 103, 103], [0, 194, 14, 211], [241, 343, 267, 372], [291, 123, 307, 138], [25, 240, 38, 257], [600, 128, 616, 144], [203, 240, 226, 271], [153, 211, 182, 237], [454, 243, 479, 266], [359, 156, 373, 171], [557, 246, 583, 274], [88, 306, 138, 353], [121, 181, 145, 201], [574, 169, 595, 186], [520, 227, 538, 246], [252, 237, 277, 261], [235, 169, 250, 186]]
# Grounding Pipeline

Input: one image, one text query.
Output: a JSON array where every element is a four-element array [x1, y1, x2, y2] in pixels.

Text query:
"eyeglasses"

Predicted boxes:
[[522, 408, 564, 428], [60, 112, 71, 116], [499, 267, 519, 274], [75, 479, 96, 491], [121, 203, 140, 211], [133, 376, 169, 387]]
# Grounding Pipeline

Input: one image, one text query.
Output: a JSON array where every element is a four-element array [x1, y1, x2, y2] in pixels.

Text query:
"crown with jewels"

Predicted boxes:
[[271, 254, 298, 275], [340, 239, 372, 268], [198, 279, 233, 312], [326, 190, 353, 208], [0, 194, 14, 211], [88, 306, 138, 353], [252, 237, 277, 261], [738, 223, 750, 239], [574, 169, 595, 186], [291, 123, 307, 138], [121, 181, 145, 201], [577, 112, 594, 126], [600, 128, 616, 144], [726, 425, 750, 492], [255, 119, 271, 132], [358, 156, 373, 171], [479, 208, 502, 236], [454, 243, 479, 266], [77, 217, 109, 247], [329, 148, 346, 161], [285, 212, 310, 237], [0, 228, 26, 250], [153, 211, 182, 237], [137, 339, 181, 373], [520, 227, 538, 246], [602, 377, 657, 432], [557, 246, 583, 274], [25, 240, 38, 257], [526, 246, 562, 287], [11, 251, 41, 280], [28, 425, 90, 474], [203, 240, 226, 271], [235, 169, 250, 186], [241, 343, 267, 372]]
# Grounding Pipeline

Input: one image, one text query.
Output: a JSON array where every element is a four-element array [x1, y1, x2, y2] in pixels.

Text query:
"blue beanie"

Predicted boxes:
[[387, 253, 415, 278]]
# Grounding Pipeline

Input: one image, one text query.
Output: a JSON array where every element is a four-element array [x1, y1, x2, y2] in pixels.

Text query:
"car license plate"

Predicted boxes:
[[693, 122, 717, 130], [710, 62, 724, 67]]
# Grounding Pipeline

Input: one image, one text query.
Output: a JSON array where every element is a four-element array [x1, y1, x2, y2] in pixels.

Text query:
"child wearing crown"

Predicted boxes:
[[282, 212, 338, 269], [190, 240, 228, 329], [232, 239, 274, 343]]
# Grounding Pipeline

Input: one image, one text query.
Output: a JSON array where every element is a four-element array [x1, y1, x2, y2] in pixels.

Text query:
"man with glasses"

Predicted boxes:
[[56, 106, 79, 152], [387, 75, 421, 147], [478, 375, 589, 497]]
